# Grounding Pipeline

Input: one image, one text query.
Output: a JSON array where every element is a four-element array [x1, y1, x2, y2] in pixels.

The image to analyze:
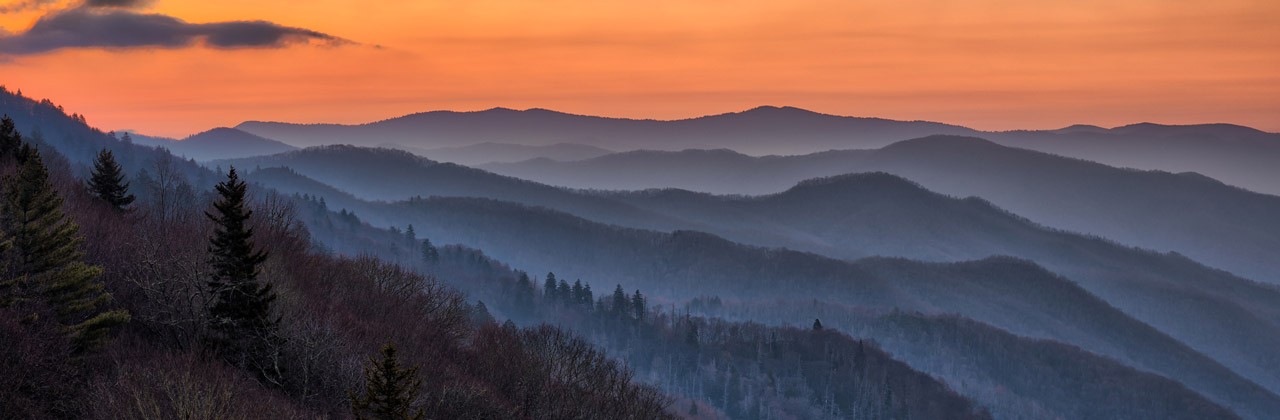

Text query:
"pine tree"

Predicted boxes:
[[580, 283, 593, 306], [571, 280, 584, 305], [543, 272, 558, 301], [420, 238, 438, 265], [351, 343, 426, 420], [515, 271, 534, 315], [0, 147, 129, 351], [205, 167, 279, 379], [0, 228, 15, 307], [0, 115, 21, 160], [632, 289, 646, 322], [404, 224, 415, 242], [86, 149, 135, 210], [556, 279, 570, 302], [611, 284, 628, 320], [812, 318, 824, 331]]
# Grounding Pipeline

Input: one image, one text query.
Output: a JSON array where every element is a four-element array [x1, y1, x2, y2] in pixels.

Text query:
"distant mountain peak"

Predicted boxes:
[[744, 105, 808, 112], [733, 105, 826, 118], [183, 126, 264, 141], [1054, 124, 1109, 133], [879, 135, 1003, 151], [1110, 121, 1268, 136], [785, 171, 926, 194]]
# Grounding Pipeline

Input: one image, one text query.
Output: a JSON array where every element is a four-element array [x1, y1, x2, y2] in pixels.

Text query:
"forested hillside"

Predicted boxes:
[[0, 94, 670, 417]]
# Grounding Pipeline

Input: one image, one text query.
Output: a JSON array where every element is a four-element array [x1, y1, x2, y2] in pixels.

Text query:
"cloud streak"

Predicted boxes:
[[0, 0, 58, 13], [81, 0, 155, 9], [0, 8, 349, 55]]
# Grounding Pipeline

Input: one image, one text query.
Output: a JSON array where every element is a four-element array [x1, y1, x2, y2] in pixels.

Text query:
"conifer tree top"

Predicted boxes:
[[87, 148, 135, 210]]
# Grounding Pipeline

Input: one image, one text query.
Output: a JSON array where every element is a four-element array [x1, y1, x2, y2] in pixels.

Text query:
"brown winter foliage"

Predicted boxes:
[[0, 123, 671, 418]]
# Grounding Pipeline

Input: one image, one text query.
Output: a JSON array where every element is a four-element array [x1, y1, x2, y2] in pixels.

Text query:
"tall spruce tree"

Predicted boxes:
[[571, 280, 585, 304], [351, 343, 426, 420], [205, 167, 279, 378], [0, 115, 21, 160], [0, 229, 13, 307], [580, 282, 593, 306], [557, 279, 571, 301], [543, 272, 558, 301], [420, 238, 438, 265], [0, 147, 128, 351], [86, 149, 135, 209], [611, 284, 628, 320], [632, 289, 646, 322]]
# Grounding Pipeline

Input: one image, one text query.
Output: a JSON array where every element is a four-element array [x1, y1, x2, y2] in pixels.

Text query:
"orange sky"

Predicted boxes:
[[1, 0, 1277, 137]]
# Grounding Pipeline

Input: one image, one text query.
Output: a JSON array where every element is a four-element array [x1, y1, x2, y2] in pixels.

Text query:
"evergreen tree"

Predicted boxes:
[[632, 289, 646, 322], [611, 284, 628, 319], [420, 238, 438, 265], [557, 279, 571, 302], [0, 231, 13, 310], [813, 318, 824, 331], [0, 147, 128, 351], [571, 280, 585, 304], [515, 271, 534, 314], [351, 343, 425, 420], [86, 149, 135, 209], [0, 115, 21, 160], [404, 224, 415, 242], [543, 272, 558, 301], [581, 283, 593, 306], [205, 167, 279, 379], [471, 300, 494, 325]]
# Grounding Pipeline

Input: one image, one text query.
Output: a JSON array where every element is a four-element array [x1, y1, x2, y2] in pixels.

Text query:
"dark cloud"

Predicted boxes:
[[0, 0, 58, 13], [81, 0, 155, 9], [0, 8, 349, 55]]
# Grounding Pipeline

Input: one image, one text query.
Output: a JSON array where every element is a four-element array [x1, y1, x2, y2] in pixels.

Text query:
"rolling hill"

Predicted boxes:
[[133, 127, 297, 161], [385, 141, 614, 165], [484, 136, 1280, 284], [243, 168, 1280, 419]]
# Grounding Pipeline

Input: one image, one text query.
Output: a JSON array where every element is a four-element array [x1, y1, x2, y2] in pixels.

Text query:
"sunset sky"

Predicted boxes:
[[1, 0, 1277, 138]]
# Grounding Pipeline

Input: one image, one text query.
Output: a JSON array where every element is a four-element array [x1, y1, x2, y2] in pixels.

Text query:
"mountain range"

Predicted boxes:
[[223, 146, 1280, 417], [234, 106, 1280, 195], [482, 135, 1280, 284], [7, 84, 1279, 419]]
